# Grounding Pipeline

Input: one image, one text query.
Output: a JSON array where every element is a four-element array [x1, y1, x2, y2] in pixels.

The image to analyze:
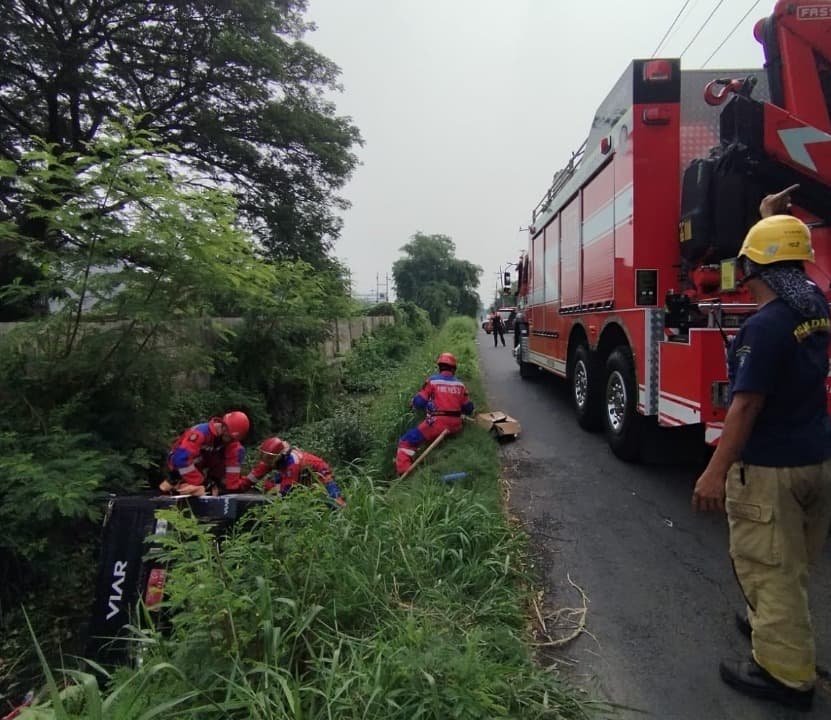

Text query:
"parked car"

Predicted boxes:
[[482, 307, 516, 334]]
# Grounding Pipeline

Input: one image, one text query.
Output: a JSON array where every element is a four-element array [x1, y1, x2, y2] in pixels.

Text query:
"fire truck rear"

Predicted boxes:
[[514, 0, 831, 461]]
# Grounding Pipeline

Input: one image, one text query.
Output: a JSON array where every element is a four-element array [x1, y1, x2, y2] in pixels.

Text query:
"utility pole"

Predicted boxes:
[[375, 272, 390, 301], [343, 266, 353, 297]]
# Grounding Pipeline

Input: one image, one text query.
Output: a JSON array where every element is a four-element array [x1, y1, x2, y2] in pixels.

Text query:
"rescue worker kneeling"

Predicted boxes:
[[692, 213, 831, 711], [160, 411, 250, 497], [235, 437, 345, 507], [395, 352, 474, 475]]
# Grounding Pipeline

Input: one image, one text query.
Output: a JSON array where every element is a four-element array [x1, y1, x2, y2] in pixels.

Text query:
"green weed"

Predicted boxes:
[[11, 316, 606, 719]]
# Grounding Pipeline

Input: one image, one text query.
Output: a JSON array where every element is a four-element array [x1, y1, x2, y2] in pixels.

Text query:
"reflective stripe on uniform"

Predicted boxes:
[[225, 466, 241, 474], [177, 463, 197, 475], [398, 448, 416, 456]]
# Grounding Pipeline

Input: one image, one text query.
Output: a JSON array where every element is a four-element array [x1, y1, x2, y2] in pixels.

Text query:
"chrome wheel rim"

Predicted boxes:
[[606, 370, 627, 434], [574, 359, 588, 410]]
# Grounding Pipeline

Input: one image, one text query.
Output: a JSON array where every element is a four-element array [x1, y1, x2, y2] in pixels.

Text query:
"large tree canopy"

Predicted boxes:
[[392, 233, 481, 326], [0, 0, 362, 282]]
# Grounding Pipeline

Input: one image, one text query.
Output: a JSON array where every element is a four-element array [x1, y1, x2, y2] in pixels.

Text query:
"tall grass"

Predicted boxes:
[[15, 317, 605, 719]]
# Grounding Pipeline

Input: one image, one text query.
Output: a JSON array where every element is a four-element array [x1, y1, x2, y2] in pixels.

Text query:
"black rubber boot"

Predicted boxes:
[[719, 658, 814, 711]]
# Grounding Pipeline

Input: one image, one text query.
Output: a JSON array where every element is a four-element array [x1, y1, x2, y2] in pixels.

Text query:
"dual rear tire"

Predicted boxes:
[[570, 343, 642, 461]]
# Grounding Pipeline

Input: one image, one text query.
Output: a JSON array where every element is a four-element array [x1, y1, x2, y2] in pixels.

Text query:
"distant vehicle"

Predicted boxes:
[[482, 306, 516, 334]]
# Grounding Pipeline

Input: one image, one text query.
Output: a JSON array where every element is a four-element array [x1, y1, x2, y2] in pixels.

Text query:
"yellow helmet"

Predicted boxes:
[[738, 215, 814, 264]]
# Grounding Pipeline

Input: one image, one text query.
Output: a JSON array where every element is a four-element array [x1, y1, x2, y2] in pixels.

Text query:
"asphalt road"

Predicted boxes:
[[478, 331, 831, 719]]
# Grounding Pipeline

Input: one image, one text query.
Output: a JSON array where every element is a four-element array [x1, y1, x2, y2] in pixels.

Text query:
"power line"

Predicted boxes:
[[663, 0, 704, 54], [680, 0, 728, 58], [701, 0, 764, 67], [652, 0, 693, 57]]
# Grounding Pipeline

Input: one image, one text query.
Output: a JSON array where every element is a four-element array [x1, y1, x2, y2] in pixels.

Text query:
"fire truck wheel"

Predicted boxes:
[[571, 344, 601, 431], [604, 347, 642, 461]]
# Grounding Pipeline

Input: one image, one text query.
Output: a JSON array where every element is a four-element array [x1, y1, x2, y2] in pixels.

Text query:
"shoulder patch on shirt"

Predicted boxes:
[[735, 344, 751, 369], [793, 317, 830, 342]]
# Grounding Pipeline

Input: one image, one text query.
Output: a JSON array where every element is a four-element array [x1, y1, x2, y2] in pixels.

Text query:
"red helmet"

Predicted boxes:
[[436, 352, 457, 369], [259, 436, 290, 458], [221, 411, 250, 440]]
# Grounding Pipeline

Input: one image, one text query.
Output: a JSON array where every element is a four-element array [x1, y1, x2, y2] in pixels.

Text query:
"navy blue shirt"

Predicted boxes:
[[728, 288, 831, 466]]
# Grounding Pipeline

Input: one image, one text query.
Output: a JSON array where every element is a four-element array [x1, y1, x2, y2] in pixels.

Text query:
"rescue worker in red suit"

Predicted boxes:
[[236, 437, 346, 507], [159, 411, 250, 497], [395, 352, 474, 475]]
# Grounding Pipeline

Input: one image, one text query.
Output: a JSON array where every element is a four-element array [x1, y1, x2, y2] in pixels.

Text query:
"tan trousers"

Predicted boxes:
[[726, 459, 831, 688]]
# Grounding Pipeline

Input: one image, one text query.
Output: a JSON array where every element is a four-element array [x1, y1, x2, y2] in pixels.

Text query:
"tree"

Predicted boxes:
[[0, 124, 294, 682], [0, 0, 362, 317], [0, 123, 284, 441], [392, 233, 481, 326]]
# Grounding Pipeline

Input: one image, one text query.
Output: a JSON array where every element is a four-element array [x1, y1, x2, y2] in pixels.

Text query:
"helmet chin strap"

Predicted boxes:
[[737, 256, 759, 286]]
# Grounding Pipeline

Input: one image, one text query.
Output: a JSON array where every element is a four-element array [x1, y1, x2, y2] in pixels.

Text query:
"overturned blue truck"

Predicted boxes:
[[86, 493, 269, 666]]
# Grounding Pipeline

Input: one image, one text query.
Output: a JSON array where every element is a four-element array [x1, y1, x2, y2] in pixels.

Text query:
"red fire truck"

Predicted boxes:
[[514, 0, 831, 461]]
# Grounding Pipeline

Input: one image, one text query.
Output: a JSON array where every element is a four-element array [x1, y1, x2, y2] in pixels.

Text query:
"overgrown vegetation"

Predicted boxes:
[[1, 2, 364, 674], [8, 317, 603, 719], [0, 3, 589, 715], [0, 126, 358, 702]]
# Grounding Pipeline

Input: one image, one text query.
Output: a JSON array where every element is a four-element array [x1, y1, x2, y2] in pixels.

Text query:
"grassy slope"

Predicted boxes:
[[19, 317, 606, 720]]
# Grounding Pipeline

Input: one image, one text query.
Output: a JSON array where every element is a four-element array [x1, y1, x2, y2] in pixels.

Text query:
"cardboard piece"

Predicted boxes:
[[475, 411, 521, 438]]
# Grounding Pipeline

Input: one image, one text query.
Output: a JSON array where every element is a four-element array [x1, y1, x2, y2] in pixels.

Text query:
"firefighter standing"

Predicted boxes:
[[160, 411, 250, 496], [395, 352, 474, 475], [491, 312, 506, 347], [692, 210, 831, 711], [236, 436, 346, 507]]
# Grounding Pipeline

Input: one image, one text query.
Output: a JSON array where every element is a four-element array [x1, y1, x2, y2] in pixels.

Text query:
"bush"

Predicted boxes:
[[215, 315, 338, 428], [364, 301, 395, 316], [285, 399, 375, 467], [340, 328, 404, 394], [392, 300, 432, 340]]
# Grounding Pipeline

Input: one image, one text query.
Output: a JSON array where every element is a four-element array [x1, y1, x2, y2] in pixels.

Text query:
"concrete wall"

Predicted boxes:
[[318, 316, 394, 360], [0, 315, 395, 359]]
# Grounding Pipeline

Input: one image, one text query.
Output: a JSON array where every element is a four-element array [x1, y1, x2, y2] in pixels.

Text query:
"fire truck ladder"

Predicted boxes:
[[532, 140, 587, 224]]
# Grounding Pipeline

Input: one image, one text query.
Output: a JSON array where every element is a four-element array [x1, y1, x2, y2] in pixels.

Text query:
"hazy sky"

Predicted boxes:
[[306, 0, 767, 303]]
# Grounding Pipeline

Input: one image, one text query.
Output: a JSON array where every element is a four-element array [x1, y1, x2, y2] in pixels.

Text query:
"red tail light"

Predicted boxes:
[[144, 567, 167, 609], [642, 107, 672, 125], [643, 60, 672, 82]]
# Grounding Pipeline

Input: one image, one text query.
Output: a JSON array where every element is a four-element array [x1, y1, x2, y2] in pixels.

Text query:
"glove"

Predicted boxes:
[[325, 495, 346, 511]]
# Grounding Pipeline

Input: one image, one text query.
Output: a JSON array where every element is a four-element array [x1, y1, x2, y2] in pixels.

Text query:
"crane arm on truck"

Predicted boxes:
[[714, 1, 831, 225]]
